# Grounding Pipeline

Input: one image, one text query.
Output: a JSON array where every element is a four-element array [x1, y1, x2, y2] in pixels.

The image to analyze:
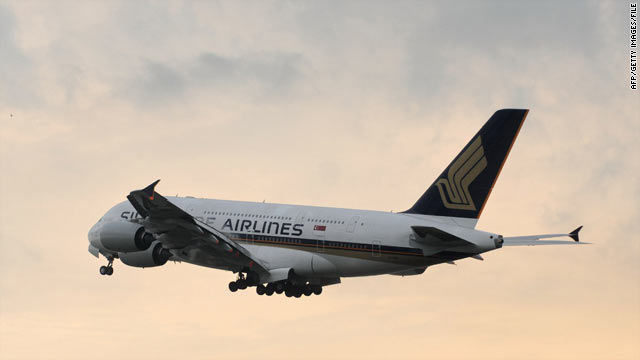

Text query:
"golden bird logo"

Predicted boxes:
[[436, 136, 487, 210]]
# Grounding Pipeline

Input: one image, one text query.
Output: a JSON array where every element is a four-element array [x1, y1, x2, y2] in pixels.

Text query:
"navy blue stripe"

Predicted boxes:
[[228, 232, 424, 257]]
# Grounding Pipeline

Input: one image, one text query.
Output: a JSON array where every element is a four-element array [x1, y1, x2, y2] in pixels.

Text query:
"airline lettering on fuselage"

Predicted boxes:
[[222, 218, 303, 236], [121, 211, 141, 219], [121, 211, 303, 236]]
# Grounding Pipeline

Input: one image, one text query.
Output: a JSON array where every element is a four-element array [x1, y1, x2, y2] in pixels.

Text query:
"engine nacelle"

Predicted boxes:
[[99, 221, 154, 253], [119, 241, 172, 268]]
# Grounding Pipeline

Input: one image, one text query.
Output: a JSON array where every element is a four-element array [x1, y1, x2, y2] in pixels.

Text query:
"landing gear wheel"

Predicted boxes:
[[99, 258, 115, 276], [312, 286, 322, 295], [265, 284, 275, 296], [275, 283, 284, 294], [237, 279, 247, 290], [303, 287, 312, 296], [228, 281, 238, 292], [256, 285, 266, 295]]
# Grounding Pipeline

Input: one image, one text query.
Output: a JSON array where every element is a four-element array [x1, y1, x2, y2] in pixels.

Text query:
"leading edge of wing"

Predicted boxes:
[[127, 180, 268, 272]]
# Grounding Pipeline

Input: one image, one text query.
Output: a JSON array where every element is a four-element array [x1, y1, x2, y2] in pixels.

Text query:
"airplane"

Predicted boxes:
[[87, 109, 585, 298]]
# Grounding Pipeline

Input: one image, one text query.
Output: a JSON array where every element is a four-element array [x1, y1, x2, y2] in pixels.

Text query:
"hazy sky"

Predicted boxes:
[[1, 1, 638, 359]]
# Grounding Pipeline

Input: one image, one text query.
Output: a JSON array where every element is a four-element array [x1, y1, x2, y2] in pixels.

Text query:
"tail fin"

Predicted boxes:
[[404, 109, 529, 220]]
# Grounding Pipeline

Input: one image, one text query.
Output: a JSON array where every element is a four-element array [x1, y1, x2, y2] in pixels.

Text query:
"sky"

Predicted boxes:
[[0, 1, 638, 359]]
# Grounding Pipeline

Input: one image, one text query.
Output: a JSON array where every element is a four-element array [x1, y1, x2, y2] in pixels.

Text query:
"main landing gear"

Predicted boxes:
[[257, 282, 322, 297], [278, 283, 322, 298], [228, 273, 252, 292], [99, 257, 114, 276], [228, 274, 323, 297]]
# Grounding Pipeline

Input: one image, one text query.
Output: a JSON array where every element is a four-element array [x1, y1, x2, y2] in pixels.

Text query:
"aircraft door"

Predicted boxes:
[[314, 225, 325, 253], [303, 212, 325, 253], [347, 216, 360, 233], [295, 211, 307, 224], [372, 240, 381, 257]]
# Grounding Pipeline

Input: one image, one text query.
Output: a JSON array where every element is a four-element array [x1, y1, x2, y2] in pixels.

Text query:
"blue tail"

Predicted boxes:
[[404, 109, 529, 219]]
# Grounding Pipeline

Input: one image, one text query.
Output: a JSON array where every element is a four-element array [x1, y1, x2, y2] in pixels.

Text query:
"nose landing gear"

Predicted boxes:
[[99, 257, 114, 276]]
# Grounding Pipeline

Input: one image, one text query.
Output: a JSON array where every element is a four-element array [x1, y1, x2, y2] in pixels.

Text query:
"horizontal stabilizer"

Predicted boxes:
[[503, 226, 587, 246], [569, 226, 582, 242], [503, 240, 589, 246]]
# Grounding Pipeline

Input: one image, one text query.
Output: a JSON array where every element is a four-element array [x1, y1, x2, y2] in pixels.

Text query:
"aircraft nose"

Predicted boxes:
[[88, 221, 101, 247]]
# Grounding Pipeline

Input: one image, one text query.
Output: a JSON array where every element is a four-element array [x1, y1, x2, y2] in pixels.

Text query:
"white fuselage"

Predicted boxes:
[[92, 196, 500, 279]]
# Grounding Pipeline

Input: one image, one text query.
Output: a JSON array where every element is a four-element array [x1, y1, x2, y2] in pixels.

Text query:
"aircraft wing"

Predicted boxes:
[[126, 180, 267, 273], [502, 226, 588, 246]]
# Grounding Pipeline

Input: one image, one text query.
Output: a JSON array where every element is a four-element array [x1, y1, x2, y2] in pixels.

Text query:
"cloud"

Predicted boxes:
[[125, 61, 186, 103], [121, 51, 305, 106], [402, 1, 613, 108], [0, 5, 41, 108], [0, 1, 639, 359]]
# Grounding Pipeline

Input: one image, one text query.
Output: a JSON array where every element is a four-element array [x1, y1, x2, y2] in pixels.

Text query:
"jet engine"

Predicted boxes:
[[119, 241, 172, 268], [99, 221, 154, 253]]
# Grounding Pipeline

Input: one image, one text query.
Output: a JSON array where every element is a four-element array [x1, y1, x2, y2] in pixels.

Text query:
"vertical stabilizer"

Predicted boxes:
[[404, 109, 528, 220]]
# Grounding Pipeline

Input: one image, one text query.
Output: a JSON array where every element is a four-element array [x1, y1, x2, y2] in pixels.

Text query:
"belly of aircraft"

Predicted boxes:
[[241, 241, 427, 277]]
